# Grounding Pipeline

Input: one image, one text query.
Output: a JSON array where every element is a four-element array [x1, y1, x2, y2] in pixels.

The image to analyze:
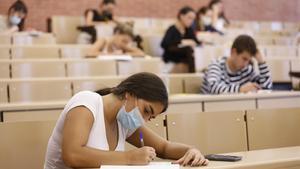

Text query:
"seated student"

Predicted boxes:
[[201, 35, 273, 94], [44, 72, 209, 169], [194, 6, 210, 32], [85, 0, 116, 25], [0, 0, 28, 33], [161, 6, 201, 73], [205, 0, 229, 35], [78, 0, 117, 44], [87, 23, 145, 57]]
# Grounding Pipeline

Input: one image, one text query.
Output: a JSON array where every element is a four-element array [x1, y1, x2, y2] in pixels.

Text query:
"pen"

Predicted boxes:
[[139, 130, 144, 147]]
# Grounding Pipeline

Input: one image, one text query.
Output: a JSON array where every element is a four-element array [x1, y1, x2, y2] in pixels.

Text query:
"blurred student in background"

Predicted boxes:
[[78, 0, 117, 44], [161, 6, 201, 73], [208, 0, 229, 34], [202, 35, 272, 94], [85, 0, 116, 25], [0, 0, 28, 33], [194, 6, 210, 32], [87, 23, 145, 58], [194, 0, 229, 35]]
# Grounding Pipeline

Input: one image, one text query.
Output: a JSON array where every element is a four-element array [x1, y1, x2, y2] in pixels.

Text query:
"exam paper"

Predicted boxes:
[[97, 55, 133, 61], [100, 162, 180, 169]]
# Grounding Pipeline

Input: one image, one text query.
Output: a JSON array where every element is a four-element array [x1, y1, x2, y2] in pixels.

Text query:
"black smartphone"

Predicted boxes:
[[205, 154, 242, 162]]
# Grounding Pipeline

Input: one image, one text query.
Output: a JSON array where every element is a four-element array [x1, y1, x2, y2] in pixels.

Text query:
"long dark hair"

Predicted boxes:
[[95, 72, 169, 113], [208, 0, 230, 25], [101, 0, 116, 5], [7, 0, 28, 31], [208, 0, 221, 9], [195, 6, 208, 31]]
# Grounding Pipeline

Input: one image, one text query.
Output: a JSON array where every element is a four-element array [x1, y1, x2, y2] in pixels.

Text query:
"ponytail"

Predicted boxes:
[[95, 87, 115, 96]]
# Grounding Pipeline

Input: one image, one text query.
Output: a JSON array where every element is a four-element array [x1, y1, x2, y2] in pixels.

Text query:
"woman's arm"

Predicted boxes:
[[187, 28, 202, 45], [86, 39, 105, 58], [126, 126, 208, 166], [85, 10, 95, 26], [123, 45, 145, 57], [62, 106, 156, 168], [4, 25, 19, 34], [62, 106, 129, 168], [211, 5, 220, 28]]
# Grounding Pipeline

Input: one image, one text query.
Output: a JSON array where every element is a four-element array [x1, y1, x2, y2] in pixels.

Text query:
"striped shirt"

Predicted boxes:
[[201, 56, 273, 94]]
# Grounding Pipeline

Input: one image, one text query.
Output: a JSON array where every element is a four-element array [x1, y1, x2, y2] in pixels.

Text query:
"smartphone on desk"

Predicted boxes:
[[205, 154, 242, 162]]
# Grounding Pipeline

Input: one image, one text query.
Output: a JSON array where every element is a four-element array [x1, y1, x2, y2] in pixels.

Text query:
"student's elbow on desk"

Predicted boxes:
[[62, 148, 83, 168], [155, 140, 169, 159], [130, 51, 146, 57]]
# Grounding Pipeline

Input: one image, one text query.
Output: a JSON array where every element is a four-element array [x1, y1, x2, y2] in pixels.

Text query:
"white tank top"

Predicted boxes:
[[44, 91, 132, 169]]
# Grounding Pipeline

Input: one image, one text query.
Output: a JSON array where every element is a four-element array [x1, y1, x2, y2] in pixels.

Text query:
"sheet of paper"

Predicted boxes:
[[97, 55, 133, 61], [100, 162, 180, 169]]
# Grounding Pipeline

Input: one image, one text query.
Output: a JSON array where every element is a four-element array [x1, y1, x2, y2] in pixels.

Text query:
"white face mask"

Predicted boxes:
[[116, 100, 145, 132], [10, 15, 21, 25], [202, 16, 212, 26]]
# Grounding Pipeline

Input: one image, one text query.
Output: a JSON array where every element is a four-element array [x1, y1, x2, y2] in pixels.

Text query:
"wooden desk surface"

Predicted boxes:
[[191, 146, 300, 169], [85, 146, 300, 169], [0, 101, 66, 112], [170, 91, 300, 103]]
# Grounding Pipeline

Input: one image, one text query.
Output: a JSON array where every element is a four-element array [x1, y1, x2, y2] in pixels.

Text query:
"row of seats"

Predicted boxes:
[[49, 16, 300, 44], [50, 16, 174, 43], [0, 74, 203, 103], [266, 58, 298, 82], [139, 34, 299, 57], [0, 45, 91, 59], [3, 87, 300, 122], [0, 57, 298, 84], [0, 33, 56, 45], [195, 45, 300, 60], [224, 27, 298, 37], [122, 17, 300, 31], [1, 72, 298, 104], [0, 44, 299, 60], [198, 32, 299, 46], [0, 57, 299, 90], [0, 58, 164, 79], [229, 20, 300, 32]]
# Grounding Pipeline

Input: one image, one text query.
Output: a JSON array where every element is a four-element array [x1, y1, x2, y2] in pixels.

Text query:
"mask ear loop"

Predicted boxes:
[[134, 98, 145, 124], [134, 97, 138, 107], [124, 95, 138, 112], [123, 99, 129, 113], [123, 93, 129, 107]]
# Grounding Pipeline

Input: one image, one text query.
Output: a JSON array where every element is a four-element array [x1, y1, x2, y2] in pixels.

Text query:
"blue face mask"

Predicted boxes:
[[10, 15, 21, 25], [116, 101, 145, 132]]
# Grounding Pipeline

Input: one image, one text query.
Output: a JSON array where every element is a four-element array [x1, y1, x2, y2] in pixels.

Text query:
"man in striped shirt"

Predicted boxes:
[[201, 35, 272, 94]]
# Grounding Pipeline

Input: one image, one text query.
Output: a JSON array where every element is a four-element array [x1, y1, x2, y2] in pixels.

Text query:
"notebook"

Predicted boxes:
[[100, 162, 180, 169]]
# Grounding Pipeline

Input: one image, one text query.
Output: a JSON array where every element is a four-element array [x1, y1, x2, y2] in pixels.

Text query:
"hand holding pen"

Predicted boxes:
[[140, 130, 145, 147], [125, 129, 156, 165]]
